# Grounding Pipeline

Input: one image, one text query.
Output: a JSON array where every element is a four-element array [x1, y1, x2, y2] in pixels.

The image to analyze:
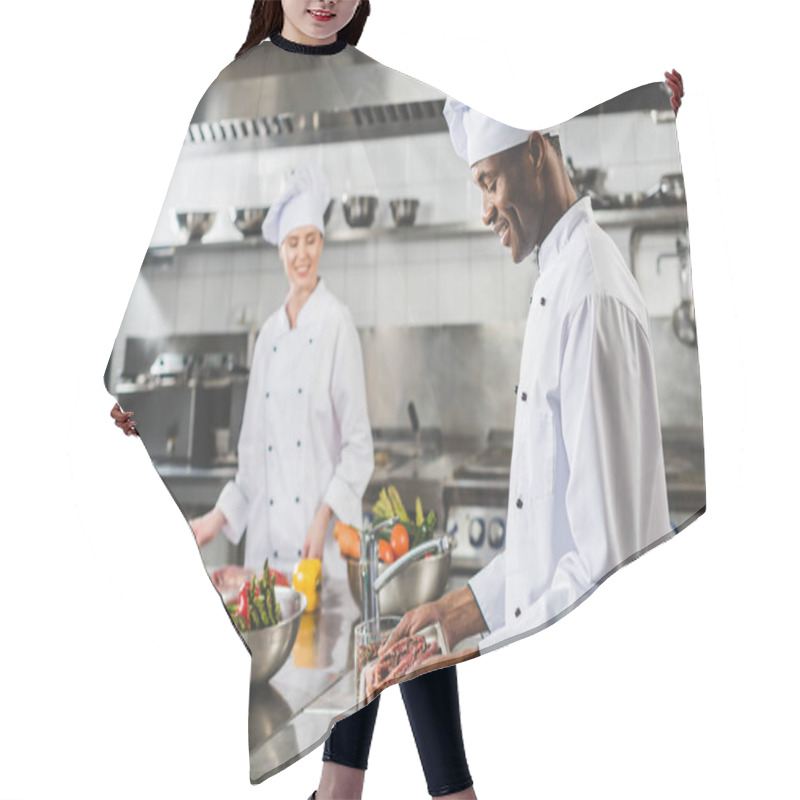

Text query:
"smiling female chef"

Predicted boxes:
[[189, 162, 374, 577]]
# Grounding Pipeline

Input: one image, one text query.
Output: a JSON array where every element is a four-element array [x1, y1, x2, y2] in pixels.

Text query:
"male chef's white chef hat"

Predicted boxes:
[[262, 162, 332, 246], [443, 97, 558, 167]]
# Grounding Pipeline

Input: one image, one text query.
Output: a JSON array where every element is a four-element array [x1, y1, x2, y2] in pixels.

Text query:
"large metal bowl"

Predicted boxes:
[[342, 195, 378, 228], [389, 198, 419, 227], [241, 586, 307, 683], [174, 210, 216, 242], [230, 206, 269, 237], [345, 550, 451, 616]]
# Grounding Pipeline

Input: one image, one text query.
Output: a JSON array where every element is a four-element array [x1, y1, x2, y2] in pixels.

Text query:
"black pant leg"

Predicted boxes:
[[399, 666, 473, 797], [322, 695, 381, 771]]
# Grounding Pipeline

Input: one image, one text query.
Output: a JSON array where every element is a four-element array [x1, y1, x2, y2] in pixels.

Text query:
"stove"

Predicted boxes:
[[445, 431, 512, 572]]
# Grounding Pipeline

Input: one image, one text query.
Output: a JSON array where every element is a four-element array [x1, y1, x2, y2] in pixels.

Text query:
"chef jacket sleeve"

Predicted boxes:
[[216, 329, 269, 543], [467, 551, 507, 634], [481, 295, 663, 649], [322, 309, 374, 526]]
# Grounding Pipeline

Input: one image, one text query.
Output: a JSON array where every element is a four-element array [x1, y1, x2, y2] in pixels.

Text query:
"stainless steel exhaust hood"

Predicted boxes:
[[185, 41, 674, 152], [186, 42, 448, 151]]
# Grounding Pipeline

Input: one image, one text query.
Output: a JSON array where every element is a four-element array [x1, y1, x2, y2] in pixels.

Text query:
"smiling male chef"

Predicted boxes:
[[388, 101, 671, 654]]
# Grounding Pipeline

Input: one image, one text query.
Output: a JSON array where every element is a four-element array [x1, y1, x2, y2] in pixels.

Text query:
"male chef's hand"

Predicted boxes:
[[303, 503, 332, 560], [382, 585, 488, 654], [110, 402, 139, 436], [190, 508, 226, 548], [665, 69, 684, 115]]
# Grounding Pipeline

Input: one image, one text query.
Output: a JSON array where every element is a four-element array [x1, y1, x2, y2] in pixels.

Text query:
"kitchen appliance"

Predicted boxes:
[[444, 430, 512, 572], [149, 352, 193, 379], [115, 333, 249, 466], [566, 157, 606, 197], [657, 235, 697, 346], [643, 173, 686, 206]]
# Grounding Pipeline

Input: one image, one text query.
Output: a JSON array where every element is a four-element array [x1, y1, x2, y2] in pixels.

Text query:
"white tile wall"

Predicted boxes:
[[406, 134, 440, 184], [438, 261, 470, 325], [319, 264, 344, 303], [127, 108, 686, 342], [598, 113, 637, 166], [502, 259, 536, 322], [344, 263, 377, 328], [375, 254, 406, 326], [406, 262, 438, 326], [634, 232, 685, 318], [259, 268, 289, 324], [469, 260, 503, 324], [174, 269, 206, 334]]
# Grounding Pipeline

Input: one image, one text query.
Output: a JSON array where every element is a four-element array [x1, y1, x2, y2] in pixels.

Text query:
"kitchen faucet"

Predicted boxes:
[[359, 516, 456, 624]]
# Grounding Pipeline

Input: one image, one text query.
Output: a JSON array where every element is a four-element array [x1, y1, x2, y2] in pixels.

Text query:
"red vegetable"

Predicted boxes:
[[378, 539, 396, 564], [237, 587, 250, 629], [270, 568, 290, 588]]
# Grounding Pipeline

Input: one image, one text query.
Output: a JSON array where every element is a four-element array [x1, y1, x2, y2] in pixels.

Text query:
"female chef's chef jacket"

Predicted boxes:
[[468, 197, 671, 652], [216, 277, 373, 574]]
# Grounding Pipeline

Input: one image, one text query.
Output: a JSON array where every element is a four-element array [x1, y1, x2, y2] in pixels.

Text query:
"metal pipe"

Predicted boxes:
[[373, 535, 452, 593]]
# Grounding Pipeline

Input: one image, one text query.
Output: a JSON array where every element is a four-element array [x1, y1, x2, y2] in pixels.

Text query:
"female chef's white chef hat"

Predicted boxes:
[[262, 162, 332, 246], [443, 98, 558, 167]]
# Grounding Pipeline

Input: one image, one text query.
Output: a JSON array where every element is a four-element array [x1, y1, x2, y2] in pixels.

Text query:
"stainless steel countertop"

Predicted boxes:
[[248, 575, 361, 783], [247, 572, 478, 784]]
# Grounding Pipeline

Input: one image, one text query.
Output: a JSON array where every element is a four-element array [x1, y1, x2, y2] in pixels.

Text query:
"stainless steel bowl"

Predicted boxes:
[[342, 195, 378, 228], [345, 550, 451, 615], [241, 586, 307, 683], [658, 173, 686, 204], [174, 211, 216, 242], [389, 198, 420, 227], [230, 206, 269, 237]]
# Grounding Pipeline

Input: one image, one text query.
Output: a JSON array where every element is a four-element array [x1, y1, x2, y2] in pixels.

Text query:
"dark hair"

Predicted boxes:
[[236, 1, 371, 59], [543, 133, 562, 159]]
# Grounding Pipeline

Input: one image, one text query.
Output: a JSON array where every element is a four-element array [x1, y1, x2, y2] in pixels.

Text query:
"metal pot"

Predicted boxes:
[[566, 157, 606, 196], [389, 198, 420, 227], [230, 206, 269, 237], [658, 173, 685, 203], [174, 211, 216, 242], [345, 550, 451, 616], [342, 195, 378, 228], [644, 173, 686, 206], [241, 587, 307, 683]]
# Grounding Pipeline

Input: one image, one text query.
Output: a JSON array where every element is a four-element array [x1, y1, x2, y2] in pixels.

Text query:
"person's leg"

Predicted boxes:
[[315, 696, 381, 800], [400, 666, 476, 799]]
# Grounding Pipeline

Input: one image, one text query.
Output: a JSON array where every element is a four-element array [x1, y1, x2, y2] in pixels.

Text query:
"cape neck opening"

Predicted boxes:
[[270, 32, 348, 55]]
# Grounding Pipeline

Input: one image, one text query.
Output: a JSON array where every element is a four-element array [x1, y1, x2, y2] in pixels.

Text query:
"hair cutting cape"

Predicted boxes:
[[106, 36, 704, 784]]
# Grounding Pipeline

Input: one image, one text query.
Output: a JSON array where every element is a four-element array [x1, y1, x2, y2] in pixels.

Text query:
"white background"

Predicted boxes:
[[1, 1, 797, 798]]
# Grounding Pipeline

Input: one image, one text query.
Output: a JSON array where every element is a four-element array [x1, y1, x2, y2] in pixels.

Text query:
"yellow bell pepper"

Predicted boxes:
[[293, 558, 322, 613]]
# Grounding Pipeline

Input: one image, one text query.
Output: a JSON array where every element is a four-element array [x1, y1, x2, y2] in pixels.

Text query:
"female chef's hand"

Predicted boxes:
[[189, 508, 226, 548], [303, 504, 333, 560], [110, 402, 139, 436], [665, 69, 684, 115]]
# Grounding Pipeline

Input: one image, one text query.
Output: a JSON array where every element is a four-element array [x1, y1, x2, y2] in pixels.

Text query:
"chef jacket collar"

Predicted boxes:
[[536, 196, 593, 275], [279, 277, 328, 332]]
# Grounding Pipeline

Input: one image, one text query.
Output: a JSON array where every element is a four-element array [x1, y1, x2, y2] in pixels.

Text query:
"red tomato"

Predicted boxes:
[[390, 524, 410, 559], [378, 539, 396, 564], [270, 568, 290, 588]]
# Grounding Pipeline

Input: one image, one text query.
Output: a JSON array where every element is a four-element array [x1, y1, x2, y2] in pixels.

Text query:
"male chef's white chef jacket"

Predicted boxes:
[[469, 197, 671, 652], [216, 278, 374, 576]]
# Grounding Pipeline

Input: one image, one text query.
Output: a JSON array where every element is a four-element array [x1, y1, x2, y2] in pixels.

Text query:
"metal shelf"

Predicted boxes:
[[145, 204, 687, 262]]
